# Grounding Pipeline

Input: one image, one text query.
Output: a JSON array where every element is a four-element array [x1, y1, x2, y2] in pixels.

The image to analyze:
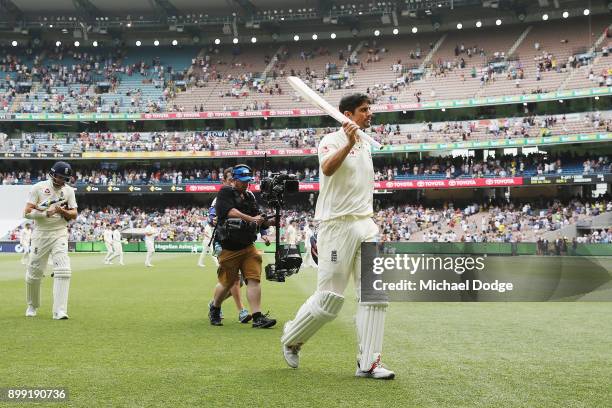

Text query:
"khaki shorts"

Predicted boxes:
[[217, 244, 262, 287]]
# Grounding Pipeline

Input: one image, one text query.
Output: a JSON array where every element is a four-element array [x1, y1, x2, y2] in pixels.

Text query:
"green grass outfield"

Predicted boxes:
[[1, 252, 611, 408]]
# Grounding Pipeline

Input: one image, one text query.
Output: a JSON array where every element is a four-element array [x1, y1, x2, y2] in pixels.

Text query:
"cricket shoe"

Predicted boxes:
[[208, 305, 223, 326], [282, 344, 301, 368], [355, 361, 395, 380], [53, 312, 69, 320], [208, 301, 223, 319], [25, 306, 37, 317], [239, 309, 252, 323], [197, 263, 205, 268], [282, 324, 301, 368], [252, 312, 276, 329]]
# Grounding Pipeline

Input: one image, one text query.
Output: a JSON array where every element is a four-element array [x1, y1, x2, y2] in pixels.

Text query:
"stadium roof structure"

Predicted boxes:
[[1, 0, 600, 15], [0, 0, 607, 33]]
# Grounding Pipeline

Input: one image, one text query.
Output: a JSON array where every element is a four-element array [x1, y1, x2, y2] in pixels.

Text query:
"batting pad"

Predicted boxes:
[[53, 277, 70, 315], [356, 302, 388, 372], [109, 243, 123, 263], [281, 291, 344, 347], [25, 261, 46, 309], [104, 242, 114, 261], [52, 253, 71, 315], [26, 278, 41, 309]]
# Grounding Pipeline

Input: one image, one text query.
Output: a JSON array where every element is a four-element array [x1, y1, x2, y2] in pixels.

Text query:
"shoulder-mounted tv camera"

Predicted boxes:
[[260, 173, 299, 207]]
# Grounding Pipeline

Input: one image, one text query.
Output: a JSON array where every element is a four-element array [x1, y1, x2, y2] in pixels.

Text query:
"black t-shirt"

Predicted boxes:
[[215, 185, 260, 250]]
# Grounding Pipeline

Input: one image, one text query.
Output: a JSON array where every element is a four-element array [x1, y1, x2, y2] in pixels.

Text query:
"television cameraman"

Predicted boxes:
[[207, 167, 251, 324], [209, 164, 277, 328]]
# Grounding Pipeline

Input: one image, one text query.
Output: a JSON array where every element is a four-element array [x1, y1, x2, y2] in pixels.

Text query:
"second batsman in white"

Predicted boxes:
[[198, 218, 217, 268], [302, 222, 316, 269], [108, 225, 124, 266], [20, 223, 32, 265], [284, 218, 299, 245], [144, 222, 158, 267], [23, 161, 78, 320], [280, 94, 394, 379], [103, 224, 114, 264]]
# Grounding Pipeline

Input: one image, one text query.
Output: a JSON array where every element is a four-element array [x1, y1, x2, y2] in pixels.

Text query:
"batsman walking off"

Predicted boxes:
[[281, 94, 394, 379], [23, 161, 78, 320]]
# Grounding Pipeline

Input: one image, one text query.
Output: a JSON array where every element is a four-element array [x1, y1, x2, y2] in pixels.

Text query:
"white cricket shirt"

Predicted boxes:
[[144, 226, 156, 243], [314, 129, 374, 221], [26, 179, 78, 232]]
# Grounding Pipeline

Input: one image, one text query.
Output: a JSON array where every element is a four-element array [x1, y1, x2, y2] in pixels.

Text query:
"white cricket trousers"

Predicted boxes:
[[316, 216, 378, 298], [104, 241, 114, 262], [26, 230, 71, 315], [109, 242, 124, 264], [198, 239, 212, 263], [145, 241, 155, 265]]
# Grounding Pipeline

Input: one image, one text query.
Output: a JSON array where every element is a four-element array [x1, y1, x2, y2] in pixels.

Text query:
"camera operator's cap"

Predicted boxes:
[[232, 164, 253, 182]]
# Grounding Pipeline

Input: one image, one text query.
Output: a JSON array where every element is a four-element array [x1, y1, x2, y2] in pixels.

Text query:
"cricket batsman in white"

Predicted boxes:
[[302, 222, 316, 268], [20, 223, 32, 265], [281, 94, 394, 379], [23, 161, 77, 320], [144, 221, 157, 267], [284, 218, 299, 245], [108, 225, 124, 266], [103, 224, 114, 264], [198, 218, 217, 268]]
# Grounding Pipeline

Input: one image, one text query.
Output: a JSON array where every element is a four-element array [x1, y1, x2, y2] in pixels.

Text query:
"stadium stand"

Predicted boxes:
[[1, 17, 610, 114], [7, 198, 610, 244], [3, 148, 612, 186], [1, 110, 609, 153]]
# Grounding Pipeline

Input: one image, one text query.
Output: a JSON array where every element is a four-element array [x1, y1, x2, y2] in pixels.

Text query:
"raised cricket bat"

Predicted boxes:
[[286, 76, 383, 149]]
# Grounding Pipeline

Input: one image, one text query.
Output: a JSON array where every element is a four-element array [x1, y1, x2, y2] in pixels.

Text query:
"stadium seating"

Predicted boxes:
[[2, 17, 608, 114], [171, 17, 612, 111], [1, 110, 608, 155], [7, 198, 609, 244]]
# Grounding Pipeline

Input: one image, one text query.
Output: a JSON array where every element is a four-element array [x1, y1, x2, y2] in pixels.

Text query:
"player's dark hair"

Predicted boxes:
[[223, 167, 233, 181], [338, 93, 371, 115]]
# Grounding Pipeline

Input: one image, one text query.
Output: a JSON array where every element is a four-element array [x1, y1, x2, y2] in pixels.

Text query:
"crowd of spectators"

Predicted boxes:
[[375, 152, 612, 180], [2, 30, 609, 115], [396, 199, 611, 243], [375, 203, 480, 242], [2, 45, 190, 114], [577, 227, 612, 243], [7, 198, 610, 244], [66, 206, 205, 242], [0, 110, 609, 154], [2, 151, 612, 186], [0, 164, 321, 185]]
